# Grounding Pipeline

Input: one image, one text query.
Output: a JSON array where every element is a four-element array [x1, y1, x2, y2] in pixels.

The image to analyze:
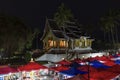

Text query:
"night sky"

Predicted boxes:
[[0, 0, 120, 30]]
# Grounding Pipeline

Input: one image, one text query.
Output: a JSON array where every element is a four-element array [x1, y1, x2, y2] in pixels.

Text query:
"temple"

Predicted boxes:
[[41, 18, 94, 54]]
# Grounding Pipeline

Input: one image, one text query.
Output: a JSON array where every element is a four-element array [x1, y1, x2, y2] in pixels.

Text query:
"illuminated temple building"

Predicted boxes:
[[41, 19, 94, 54]]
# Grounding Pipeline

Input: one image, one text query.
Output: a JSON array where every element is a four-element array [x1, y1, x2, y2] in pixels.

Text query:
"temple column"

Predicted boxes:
[[66, 40, 68, 48], [90, 40, 92, 47], [84, 38, 87, 47], [71, 39, 74, 50], [57, 40, 59, 49]]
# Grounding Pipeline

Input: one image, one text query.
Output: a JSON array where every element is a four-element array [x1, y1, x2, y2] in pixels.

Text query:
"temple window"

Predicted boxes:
[[80, 38, 85, 48], [53, 41, 57, 47], [86, 39, 90, 46], [48, 40, 53, 47], [60, 40, 67, 47], [75, 40, 80, 47], [79, 42, 82, 47], [48, 40, 57, 47]]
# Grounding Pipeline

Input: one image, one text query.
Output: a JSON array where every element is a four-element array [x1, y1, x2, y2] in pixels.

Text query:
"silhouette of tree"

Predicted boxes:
[[54, 3, 74, 26], [0, 14, 36, 56], [100, 9, 120, 49]]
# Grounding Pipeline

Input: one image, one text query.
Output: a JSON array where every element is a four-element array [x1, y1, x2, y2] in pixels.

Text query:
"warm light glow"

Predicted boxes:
[[75, 40, 80, 47], [48, 40, 57, 47], [48, 40, 53, 47], [60, 40, 66, 47], [82, 56, 84, 58], [62, 58, 65, 60], [53, 41, 56, 47], [30, 58, 34, 62], [50, 40, 53, 47]]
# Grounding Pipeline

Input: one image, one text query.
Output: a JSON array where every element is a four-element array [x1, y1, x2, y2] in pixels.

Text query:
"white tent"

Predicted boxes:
[[36, 54, 66, 62]]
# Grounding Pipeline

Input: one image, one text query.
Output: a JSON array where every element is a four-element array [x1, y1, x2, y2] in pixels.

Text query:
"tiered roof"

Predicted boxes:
[[42, 19, 88, 40]]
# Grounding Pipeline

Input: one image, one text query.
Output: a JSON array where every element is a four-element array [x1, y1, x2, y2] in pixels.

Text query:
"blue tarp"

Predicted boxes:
[[115, 60, 120, 64], [60, 67, 87, 76], [70, 62, 81, 68], [90, 60, 110, 68]]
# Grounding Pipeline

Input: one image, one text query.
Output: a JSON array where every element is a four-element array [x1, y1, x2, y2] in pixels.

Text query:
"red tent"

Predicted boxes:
[[87, 57, 96, 62], [93, 56, 100, 60], [103, 60, 116, 66], [18, 62, 47, 71], [97, 71, 119, 80], [108, 55, 114, 59], [0, 65, 18, 74], [83, 69, 119, 80], [50, 66, 69, 72], [106, 65, 120, 73], [71, 58, 82, 63], [78, 65, 98, 72], [56, 60, 71, 66], [95, 56, 110, 61]]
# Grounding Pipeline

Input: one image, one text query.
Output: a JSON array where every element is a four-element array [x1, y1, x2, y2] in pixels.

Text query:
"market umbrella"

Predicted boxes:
[[97, 56, 110, 61], [82, 71, 101, 80], [112, 54, 119, 58], [117, 53, 120, 56], [70, 62, 81, 68], [103, 60, 116, 66], [97, 70, 119, 80], [109, 55, 114, 58], [18, 62, 47, 71], [106, 64, 120, 73], [60, 67, 87, 76], [111, 56, 120, 61], [87, 57, 96, 62], [71, 58, 82, 63], [78, 65, 98, 72], [93, 56, 100, 60], [56, 60, 71, 66], [90, 60, 110, 68], [83, 70, 119, 80], [50, 66, 69, 72], [0, 65, 18, 74], [115, 60, 120, 64]]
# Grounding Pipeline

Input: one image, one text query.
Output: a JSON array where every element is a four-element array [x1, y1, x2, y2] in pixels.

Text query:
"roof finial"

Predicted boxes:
[[30, 58, 34, 62]]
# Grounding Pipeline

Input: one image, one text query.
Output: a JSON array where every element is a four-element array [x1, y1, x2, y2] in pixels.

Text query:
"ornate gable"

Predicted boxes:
[[41, 18, 94, 53]]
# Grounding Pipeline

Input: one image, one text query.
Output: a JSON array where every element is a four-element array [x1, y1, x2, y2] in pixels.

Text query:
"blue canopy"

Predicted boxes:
[[115, 60, 120, 64], [70, 62, 81, 68], [60, 67, 87, 76], [90, 60, 110, 68]]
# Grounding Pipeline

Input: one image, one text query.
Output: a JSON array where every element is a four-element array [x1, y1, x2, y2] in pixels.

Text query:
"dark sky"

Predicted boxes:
[[0, 0, 120, 30]]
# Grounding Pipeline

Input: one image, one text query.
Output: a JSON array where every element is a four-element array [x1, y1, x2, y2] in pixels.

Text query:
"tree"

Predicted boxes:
[[0, 14, 36, 56], [54, 3, 75, 59], [100, 10, 120, 49], [54, 3, 74, 26]]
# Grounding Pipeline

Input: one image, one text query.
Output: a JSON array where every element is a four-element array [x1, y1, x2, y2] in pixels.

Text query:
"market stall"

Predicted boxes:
[[0, 65, 19, 80], [55, 59, 71, 66], [18, 61, 48, 80], [60, 67, 87, 79]]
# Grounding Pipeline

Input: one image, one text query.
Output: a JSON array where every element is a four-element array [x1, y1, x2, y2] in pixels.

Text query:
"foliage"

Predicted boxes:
[[0, 14, 39, 56], [24, 51, 32, 63], [100, 9, 120, 49], [32, 49, 44, 58], [54, 3, 74, 26]]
